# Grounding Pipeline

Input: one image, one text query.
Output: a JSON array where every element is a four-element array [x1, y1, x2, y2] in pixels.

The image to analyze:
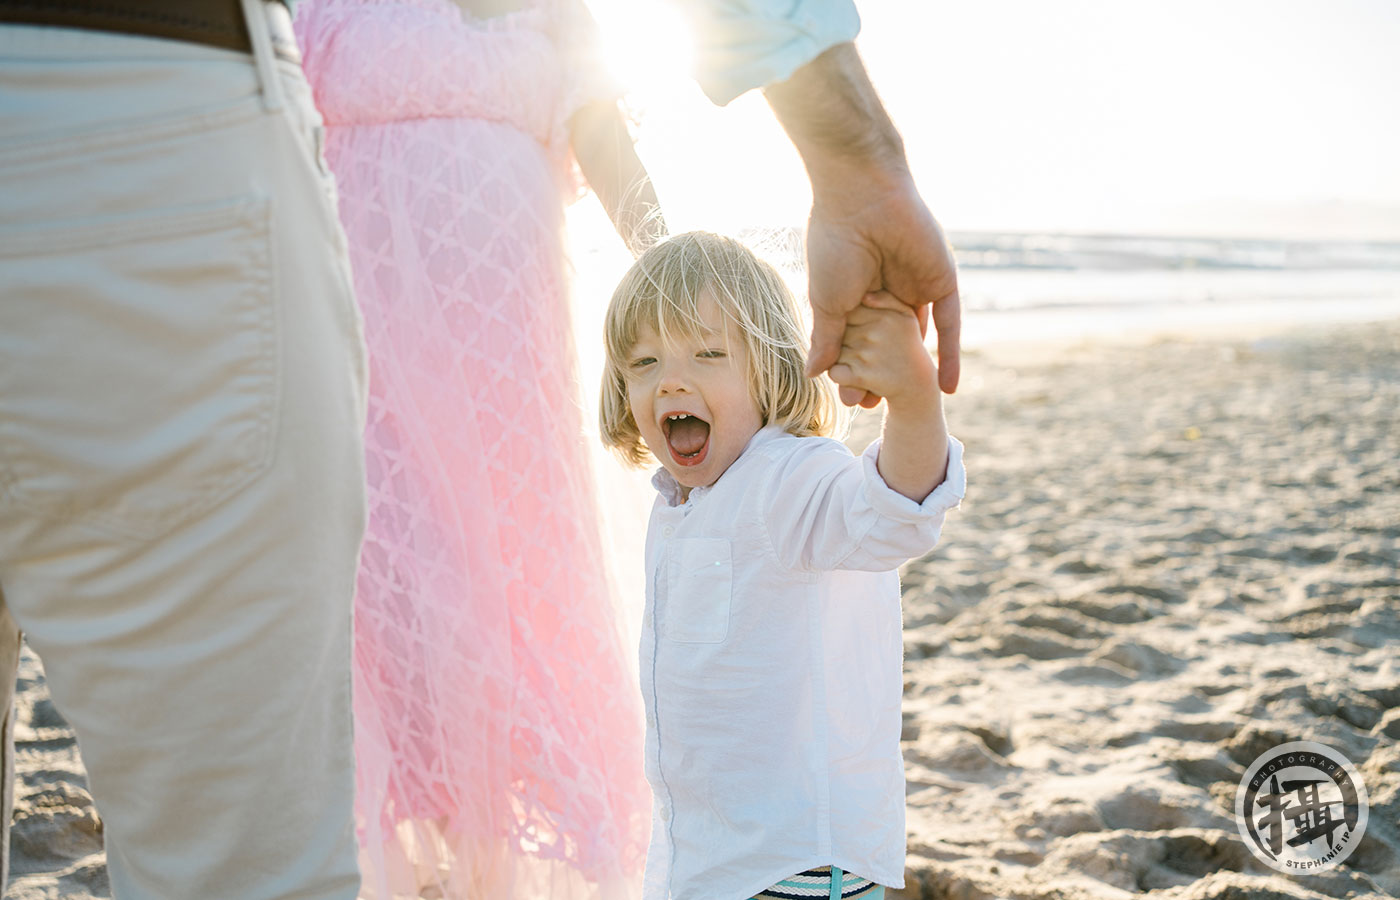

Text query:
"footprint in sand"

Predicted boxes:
[[1058, 595, 1162, 625], [1166, 753, 1240, 793], [1092, 639, 1186, 678]]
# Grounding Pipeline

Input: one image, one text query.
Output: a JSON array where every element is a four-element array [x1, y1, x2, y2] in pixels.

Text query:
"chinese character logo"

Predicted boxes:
[[1235, 741, 1369, 874]]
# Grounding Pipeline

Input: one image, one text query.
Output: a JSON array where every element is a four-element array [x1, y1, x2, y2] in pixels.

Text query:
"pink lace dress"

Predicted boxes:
[[294, 2, 650, 896]]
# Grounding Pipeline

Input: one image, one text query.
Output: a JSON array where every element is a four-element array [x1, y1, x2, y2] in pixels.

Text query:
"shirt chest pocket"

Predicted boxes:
[[663, 538, 732, 643]]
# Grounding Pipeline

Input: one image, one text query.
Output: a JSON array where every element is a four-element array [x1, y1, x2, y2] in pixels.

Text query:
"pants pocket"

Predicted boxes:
[[663, 538, 732, 643], [0, 194, 277, 539]]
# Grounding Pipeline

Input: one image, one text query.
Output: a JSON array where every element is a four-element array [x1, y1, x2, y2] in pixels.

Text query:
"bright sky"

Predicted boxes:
[[584, 0, 1400, 240], [572, 1, 1400, 599]]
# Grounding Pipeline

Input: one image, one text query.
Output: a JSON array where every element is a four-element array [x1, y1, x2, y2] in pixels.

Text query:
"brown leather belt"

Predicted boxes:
[[0, 0, 290, 55]]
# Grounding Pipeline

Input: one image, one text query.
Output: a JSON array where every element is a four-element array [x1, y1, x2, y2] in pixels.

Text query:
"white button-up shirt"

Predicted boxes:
[[639, 426, 966, 900]]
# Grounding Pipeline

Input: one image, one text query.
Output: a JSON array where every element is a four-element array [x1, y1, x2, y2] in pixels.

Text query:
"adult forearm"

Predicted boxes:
[[763, 42, 908, 196], [763, 42, 962, 395]]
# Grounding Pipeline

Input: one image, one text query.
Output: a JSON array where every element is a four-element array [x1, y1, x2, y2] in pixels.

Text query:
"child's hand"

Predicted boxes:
[[826, 291, 938, 411], [829, 291, 950, 501]]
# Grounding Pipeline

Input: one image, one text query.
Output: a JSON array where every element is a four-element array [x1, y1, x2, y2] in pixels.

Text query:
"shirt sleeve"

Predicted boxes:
[[763, 435, 966, 573], [682, 0, 861, 105]]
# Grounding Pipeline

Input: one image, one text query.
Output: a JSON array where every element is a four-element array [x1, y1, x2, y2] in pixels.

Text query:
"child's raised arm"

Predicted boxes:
[[827, 291, 950, 502]]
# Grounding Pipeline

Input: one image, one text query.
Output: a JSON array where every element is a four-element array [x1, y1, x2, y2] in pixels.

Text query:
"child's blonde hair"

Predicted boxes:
[[600, 231, 839, 467]]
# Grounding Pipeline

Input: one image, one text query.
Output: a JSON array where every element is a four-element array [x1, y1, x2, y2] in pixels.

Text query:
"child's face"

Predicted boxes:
[[625, 294, 763, 500]]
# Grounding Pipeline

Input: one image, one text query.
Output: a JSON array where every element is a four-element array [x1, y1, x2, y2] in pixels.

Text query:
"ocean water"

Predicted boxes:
[[948, 231, 1400, 345], [697, 227, 1400, 347], [571, 220, 1400, 353]]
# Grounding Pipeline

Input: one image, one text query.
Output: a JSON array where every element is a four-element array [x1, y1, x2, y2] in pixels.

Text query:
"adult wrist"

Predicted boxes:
[[764, 43, 910, 194], [806, 159, 915, 216]]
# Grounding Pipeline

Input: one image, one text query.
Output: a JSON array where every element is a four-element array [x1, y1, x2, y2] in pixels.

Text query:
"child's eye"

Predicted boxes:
[[698, 349, 727, 359], [629, 357, 656, 368]]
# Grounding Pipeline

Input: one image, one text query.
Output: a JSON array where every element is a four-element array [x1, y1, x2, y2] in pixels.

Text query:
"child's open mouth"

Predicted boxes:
[[662, 412, 710, 467]]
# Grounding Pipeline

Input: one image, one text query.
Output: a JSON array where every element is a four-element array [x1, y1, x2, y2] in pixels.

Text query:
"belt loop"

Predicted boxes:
[[829, 866, 843, 900], [240, 0, 284, 112]]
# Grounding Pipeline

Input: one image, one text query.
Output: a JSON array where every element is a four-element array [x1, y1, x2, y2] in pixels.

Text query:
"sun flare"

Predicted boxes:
[[587, 0, 694, 95]]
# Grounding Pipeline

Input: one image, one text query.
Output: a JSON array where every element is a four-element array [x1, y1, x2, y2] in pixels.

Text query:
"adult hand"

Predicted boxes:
[[766, 43, 961, 403], [805, 173, 960, 405]]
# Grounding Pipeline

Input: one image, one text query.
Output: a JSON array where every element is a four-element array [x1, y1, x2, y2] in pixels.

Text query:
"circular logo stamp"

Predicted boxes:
[[1235, 740, 1369, 874]]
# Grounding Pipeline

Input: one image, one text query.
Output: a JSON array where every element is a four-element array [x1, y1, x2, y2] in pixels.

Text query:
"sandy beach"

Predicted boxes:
[[5, 317, 1398, 900], [891, 317, 1399, 900]]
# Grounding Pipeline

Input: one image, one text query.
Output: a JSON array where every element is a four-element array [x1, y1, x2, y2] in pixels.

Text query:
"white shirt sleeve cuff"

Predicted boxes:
[[689, 0, 862, 105], [860, 435, 966, 522]]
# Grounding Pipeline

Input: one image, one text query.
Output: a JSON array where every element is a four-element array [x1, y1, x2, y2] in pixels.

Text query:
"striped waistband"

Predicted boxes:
[[753, 866, 882, 900]]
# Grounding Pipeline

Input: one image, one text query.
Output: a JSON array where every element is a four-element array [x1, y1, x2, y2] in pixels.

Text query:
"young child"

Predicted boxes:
[[600, 232, 965, 900]]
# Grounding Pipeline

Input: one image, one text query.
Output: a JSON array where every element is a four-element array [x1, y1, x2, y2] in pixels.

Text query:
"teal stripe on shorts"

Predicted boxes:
[[751, 865, 885, 900]]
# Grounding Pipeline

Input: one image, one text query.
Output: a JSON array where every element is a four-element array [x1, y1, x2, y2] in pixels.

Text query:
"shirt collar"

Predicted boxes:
[[650, 425, 788, 508]]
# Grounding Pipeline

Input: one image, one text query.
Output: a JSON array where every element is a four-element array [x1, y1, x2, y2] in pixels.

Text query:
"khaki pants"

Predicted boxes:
[[0, 8, 368, 897]]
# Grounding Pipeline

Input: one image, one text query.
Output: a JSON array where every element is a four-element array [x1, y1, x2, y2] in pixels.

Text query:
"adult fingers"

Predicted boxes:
[[804, 218, 880, 377], [805, 311, 847, 378], [875, 196, 959, 391], [932, 290, 962, 393]]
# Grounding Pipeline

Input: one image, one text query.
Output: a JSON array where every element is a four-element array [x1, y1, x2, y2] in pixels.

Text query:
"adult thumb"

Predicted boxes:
[[805, 312, 845, 378]]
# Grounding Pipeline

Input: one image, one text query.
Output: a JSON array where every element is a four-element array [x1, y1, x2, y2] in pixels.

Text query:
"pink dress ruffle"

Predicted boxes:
[[294, 2, 649, 897]]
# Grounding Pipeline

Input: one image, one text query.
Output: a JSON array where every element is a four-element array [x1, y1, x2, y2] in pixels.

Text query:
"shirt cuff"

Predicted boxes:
[[687, 0, 861, 105], [860, 435, 966, 521]]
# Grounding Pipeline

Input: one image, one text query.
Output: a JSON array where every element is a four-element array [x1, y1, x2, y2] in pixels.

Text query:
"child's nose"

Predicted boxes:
[[656, 365, 689, 395], [657, 379, 688, 395]]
